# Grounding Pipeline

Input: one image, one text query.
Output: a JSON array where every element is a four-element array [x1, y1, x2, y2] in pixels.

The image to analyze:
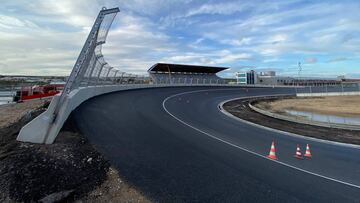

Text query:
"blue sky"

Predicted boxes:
[[0, 0, 359, 78]]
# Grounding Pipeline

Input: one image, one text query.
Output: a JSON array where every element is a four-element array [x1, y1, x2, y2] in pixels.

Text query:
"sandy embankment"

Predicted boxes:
[[0, 99, 50, 128], [256, 96, 360, 117]]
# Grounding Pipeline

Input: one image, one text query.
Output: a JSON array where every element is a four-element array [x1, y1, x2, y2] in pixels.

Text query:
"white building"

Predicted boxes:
[[235, 70, 342, 86], [235, 70, 257, 84], [236, 70, 294, 85]]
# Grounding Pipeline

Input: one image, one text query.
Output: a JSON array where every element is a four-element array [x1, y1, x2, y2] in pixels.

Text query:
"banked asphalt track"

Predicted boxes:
[[72, 86, 360, 202]]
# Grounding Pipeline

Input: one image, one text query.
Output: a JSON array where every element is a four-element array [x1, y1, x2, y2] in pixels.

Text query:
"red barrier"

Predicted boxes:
[[21, 91, 59, 101]]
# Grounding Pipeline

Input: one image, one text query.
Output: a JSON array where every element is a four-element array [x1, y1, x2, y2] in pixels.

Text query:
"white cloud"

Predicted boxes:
[[32, 0, 98, 28], [0, 0, 359, 77], [219, 37, 252, 46], [161, 49, 251, 66], [326, 57, 348, 63], [0, 15, 39, 29], [268, 34, 288, 44], [215, 51, 251, 63], [304, 57, 317, 64], [186, 2, 249, 17], [0, 0, 178, 75]]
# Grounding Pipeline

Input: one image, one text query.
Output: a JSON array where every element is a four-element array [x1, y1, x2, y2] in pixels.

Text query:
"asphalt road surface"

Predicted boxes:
[[73, 86, 360, 202]]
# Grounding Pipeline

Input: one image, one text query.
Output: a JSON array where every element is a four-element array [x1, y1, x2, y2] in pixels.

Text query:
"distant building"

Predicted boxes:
[[235, 72, 247, 84], [235, 70, 343, 86], [259, 71, 276, 76], [235, 70, 257, 84]]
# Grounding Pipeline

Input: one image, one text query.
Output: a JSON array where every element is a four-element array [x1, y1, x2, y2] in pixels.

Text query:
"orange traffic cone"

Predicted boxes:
[[294, 144, 303, 159], [267, 141, 277, 160], [304, 144, 312, 158]]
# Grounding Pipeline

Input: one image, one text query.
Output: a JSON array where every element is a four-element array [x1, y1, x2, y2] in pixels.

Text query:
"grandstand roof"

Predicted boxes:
[[148, 63, 228, 74]]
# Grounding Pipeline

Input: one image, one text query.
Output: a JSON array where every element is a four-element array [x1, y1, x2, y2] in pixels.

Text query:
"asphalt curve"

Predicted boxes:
[[72, 87, 360, 202]]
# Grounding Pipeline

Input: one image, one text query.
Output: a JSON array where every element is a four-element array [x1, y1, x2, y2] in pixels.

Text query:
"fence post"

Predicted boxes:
[[95, 63, 106, 86], [87, 55, 101, 85], [113, 70, 119, 84], [105, 67, 113, 83], [119, 72, 125, 84], [20, 85, 23, 102]]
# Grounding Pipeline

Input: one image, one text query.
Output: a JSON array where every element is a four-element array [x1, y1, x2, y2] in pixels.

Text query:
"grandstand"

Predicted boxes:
[[148, 63, 228, 84]]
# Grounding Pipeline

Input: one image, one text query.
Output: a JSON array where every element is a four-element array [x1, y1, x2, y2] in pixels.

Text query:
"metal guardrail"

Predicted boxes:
[[0, 92, 15, 97], [248, 100, 360, 131], [297, 91, 360, 97], [295, 83, 360, 94]]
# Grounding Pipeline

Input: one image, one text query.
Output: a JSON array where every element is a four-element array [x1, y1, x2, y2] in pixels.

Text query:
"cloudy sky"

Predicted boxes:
[[0, 0, 359, 78]]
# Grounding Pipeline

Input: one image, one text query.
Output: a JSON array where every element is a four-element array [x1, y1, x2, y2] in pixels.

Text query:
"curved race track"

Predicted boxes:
[[72, 87, 360, 202]]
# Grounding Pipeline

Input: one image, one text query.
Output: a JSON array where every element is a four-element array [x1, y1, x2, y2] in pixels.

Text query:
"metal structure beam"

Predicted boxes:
[[53, 7, 120, 122]]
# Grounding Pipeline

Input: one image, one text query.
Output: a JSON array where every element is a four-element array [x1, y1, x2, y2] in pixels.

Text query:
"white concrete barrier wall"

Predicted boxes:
[[18, 84, 156, 144], [18, 84, 275, 144], [297, 91, 360, 97]]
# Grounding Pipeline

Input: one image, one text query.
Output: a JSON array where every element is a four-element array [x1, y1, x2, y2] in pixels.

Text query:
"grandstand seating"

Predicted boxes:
[[148, 63, 228, 84]]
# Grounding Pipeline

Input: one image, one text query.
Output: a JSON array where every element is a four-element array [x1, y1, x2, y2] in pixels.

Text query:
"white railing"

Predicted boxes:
[[295, 83, 360, 96]]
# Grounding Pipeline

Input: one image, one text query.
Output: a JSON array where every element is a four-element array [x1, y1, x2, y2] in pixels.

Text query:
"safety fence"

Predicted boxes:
[[54, 7, 149, 117], [295, 83, 360, 95], [0, 86, 16, 105]]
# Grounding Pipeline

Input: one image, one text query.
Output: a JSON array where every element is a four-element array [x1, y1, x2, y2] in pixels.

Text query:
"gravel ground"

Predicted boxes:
[[223, 97, 360, 145], [76, 167, 151, 203], [0, 101, 151, 202]]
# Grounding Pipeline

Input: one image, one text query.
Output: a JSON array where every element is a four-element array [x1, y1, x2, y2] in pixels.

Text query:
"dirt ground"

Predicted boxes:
[[0, 99, 50, 129], [0, 102, 150, 202], [223, 97, 360, 145], [256, 96, 360, 117], [77, 167, 151, 203]]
